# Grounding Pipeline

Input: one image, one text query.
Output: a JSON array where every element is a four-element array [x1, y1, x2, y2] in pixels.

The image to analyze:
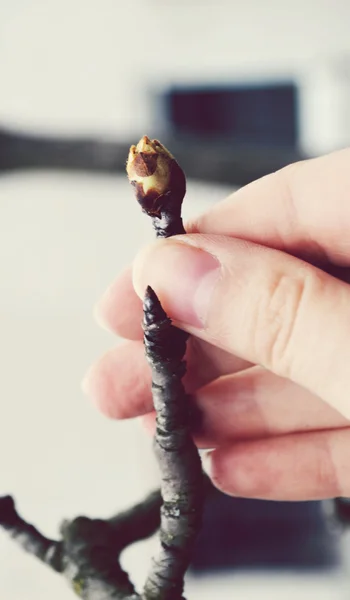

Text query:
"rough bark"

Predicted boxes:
[[142, 288, 203, 600]]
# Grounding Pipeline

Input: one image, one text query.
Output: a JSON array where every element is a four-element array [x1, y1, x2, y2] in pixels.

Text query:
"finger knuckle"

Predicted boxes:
[[251, 268, 309, 376]]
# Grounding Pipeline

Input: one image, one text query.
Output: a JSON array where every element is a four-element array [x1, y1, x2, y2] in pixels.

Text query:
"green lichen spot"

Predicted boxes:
[[73, 578, 84, 596]]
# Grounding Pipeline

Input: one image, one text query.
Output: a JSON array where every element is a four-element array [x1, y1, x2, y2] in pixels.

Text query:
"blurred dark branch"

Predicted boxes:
[[0, 127, 304, 187], [0, 127, 127, 174]]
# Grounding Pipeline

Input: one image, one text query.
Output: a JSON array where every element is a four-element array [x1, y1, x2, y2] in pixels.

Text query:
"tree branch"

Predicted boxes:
[[0, 136, 204, 600], [127, 136, 204, 600]]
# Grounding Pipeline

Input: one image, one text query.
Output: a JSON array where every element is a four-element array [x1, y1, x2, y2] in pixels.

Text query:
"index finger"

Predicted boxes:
[[190, 147, 350, 266]]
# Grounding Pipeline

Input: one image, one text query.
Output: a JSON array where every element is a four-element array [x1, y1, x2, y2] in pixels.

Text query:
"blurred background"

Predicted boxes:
[[1, 1, 350, 598]]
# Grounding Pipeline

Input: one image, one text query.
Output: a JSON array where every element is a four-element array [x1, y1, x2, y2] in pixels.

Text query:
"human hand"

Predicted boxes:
[[83, 148, 350, 502]]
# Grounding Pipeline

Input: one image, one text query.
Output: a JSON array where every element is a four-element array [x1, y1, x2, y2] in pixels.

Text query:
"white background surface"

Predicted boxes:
[[0, 170, 347, 599]]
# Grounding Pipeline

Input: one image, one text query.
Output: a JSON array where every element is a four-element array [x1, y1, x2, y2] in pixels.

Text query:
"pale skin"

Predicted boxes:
[[83, 147, 350, 502]]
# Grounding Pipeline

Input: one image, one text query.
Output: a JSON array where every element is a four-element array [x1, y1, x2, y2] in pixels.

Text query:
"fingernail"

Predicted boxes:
[[201, 450, 213, 477], [133, 240, 220, 328], [201, 450, 239, 497]]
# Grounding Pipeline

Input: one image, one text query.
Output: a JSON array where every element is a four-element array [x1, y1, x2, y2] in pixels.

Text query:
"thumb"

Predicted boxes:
[[133, 234, 350, 419]]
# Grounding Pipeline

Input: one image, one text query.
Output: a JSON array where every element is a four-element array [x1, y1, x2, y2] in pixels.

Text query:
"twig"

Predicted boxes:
[[127, 136, 204, 599], [0, 136, 204, 600]]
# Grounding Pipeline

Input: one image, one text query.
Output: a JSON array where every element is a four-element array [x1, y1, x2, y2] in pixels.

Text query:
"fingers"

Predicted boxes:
[[83, 337, 250, 419], [94, 265, 143, 340], [205, 428, 350, 501], [94, 149, 350, 343], [82, 340, 151, 419], [192, 367, 349, 447], [133, 235, 350, 418], [190, 148, 350, 266], [93, 259, 350, 345], [141, 367, 349, 448]]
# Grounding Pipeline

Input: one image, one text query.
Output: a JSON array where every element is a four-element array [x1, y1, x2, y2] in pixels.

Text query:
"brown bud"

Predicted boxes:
[[126, 136, 186, 218]]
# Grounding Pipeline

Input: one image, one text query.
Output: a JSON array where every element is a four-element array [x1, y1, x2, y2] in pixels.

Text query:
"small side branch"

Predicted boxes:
[[108, 490, 162, 551], [0, 491, 162, 599], [0, 495, 63, 572]]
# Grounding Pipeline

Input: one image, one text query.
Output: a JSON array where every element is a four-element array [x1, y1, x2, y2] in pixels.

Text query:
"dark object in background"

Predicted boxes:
[[0, 128, 125, 173], [0, 126, 303, 188], [0, 82, 302, 186], [191, 488, 341, 573], [161, 82, 298, 147], [334, 497, 350, 525]]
